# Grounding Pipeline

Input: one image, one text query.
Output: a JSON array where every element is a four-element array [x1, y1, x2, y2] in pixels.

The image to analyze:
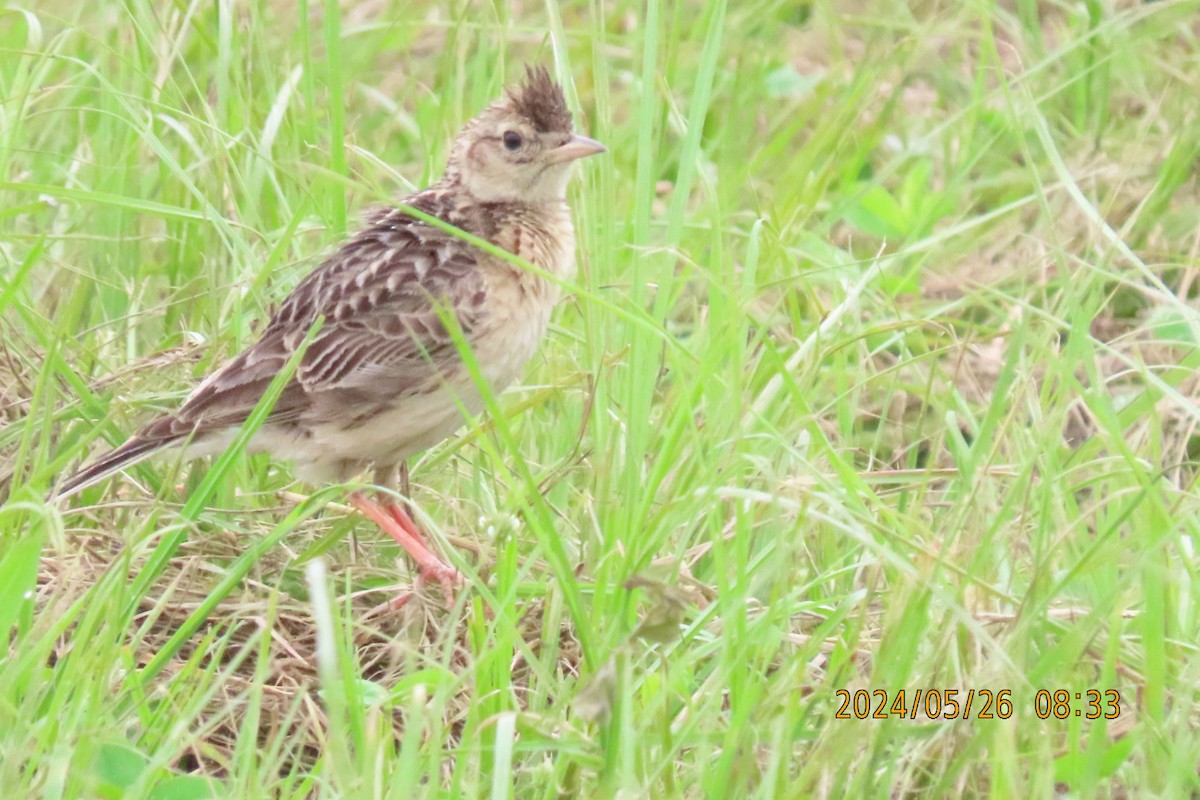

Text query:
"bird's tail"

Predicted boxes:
[[50, 435, 180, 501]]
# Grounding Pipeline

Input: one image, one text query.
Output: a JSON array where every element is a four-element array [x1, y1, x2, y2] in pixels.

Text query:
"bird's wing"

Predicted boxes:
[[141, 203, 489, 441]]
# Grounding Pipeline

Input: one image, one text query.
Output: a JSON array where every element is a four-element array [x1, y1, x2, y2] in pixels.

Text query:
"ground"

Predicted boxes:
[[2, 0, 1199, 797]]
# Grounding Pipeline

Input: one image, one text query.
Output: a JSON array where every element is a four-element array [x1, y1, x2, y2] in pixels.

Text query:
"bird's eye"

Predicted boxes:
[[502, 130, 523, 151]]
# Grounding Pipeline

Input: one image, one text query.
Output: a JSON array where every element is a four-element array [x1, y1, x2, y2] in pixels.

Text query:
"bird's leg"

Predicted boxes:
[[350, 491, 460, 603], [374, 463, 426, 547], [398, 461, 413, 518]]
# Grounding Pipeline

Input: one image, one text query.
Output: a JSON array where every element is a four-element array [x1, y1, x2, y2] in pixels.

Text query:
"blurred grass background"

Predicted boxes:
[[2, 0, 1200, 797]]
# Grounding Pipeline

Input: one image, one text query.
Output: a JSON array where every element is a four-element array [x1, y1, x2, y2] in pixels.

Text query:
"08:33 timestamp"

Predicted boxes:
[[834, 688, 1121, 720]]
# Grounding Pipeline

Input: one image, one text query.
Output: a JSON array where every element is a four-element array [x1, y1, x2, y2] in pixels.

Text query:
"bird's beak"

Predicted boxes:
[[546, 134, 607, 164]]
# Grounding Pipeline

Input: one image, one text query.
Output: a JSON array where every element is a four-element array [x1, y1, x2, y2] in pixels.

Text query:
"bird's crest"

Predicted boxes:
[[506, 65, 573, 134]]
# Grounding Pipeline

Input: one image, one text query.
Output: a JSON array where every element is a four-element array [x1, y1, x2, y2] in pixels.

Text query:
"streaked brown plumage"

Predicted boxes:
[[53, 65, 605, 594]]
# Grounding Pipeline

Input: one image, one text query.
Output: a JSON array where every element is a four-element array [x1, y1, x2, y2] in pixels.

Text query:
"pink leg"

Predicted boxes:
[[349, 493, 460, 603]]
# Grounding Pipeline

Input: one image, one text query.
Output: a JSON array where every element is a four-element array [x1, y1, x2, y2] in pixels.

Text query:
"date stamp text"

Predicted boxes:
[[834, 689, 1121, 720]]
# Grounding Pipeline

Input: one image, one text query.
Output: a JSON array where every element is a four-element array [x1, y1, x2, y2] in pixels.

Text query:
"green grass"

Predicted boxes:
[[3, 0, 1200, 796]]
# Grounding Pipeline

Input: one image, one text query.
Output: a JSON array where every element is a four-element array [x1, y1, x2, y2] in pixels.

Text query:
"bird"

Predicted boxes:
[[51, 65, 606, 596]]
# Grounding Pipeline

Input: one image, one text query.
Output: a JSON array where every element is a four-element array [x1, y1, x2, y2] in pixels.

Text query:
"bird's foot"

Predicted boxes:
[[349, 492, 462, 606], [412, 557, 461, 605], [382, 500, 462, 604]]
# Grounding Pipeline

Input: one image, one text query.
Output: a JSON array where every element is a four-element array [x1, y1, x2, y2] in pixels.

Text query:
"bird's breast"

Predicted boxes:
[[495, 203, 576, 282], [471, 208, 574, 390]]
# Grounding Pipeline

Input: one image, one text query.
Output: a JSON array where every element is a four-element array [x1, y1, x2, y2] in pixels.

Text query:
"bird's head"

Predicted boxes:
[[445, 65, 605, 204]]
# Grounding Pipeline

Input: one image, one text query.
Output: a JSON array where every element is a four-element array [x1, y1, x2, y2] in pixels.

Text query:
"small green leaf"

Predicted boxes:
[[318, 677, 391, 710], [95, 742, 148, 793], [842, 183, 910, 240], [148, 775, 222, 800], [880, 259, 922, 298], [1147, 305, 1200, 344], [1053, 737, 1133, 788], [765, 64, 822, 99], [356, 678, 391, 709], [0, 523, 44, 637]]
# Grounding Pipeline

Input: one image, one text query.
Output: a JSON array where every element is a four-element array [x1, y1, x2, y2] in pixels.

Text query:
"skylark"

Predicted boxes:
[[53, 65, 605, 594]]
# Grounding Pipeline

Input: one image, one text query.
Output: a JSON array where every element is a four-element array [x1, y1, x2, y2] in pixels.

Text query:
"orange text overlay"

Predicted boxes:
[[834, 689, 1121, 720]]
